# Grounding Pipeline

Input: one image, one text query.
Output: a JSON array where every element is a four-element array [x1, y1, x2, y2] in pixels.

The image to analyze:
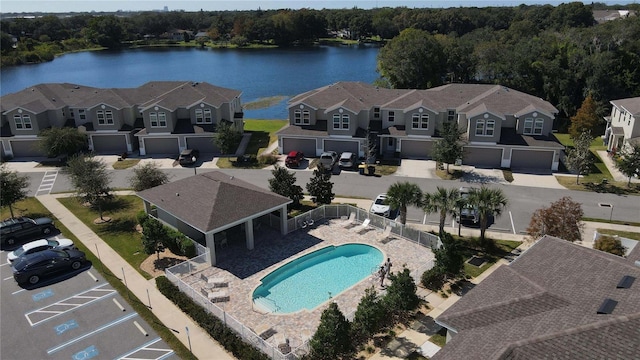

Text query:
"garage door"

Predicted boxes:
[[92, 135, 127, 154], [463, 147, 502, 168], [144, 138, 179, 155], [511, 149, 554, 170], [10, 140, 46, 157], [282, 138, 316, 156], [186, 137, 218, 154], [400, 139, 433, 159], [324, 140, 359, 155]]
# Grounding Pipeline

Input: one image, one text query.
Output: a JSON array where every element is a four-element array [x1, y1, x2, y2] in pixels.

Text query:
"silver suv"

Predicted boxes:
[[318, 151, 338, 170]]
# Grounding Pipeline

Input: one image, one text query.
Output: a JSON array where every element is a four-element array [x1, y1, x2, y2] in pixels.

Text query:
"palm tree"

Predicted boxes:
[[468, 186, 508, 246], [385, 182, 423, 225], [423, 187, 460, 235]]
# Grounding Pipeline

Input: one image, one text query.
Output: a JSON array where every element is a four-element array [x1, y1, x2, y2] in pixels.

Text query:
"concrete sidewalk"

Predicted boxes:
[[36, 194, 235, 360]]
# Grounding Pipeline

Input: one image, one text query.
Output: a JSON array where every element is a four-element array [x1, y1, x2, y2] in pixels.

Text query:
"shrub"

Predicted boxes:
[[180, 237, 197, 258], [421, 267, 446, 291], [136, 210, 148, 226], [258, 153, 278, 165], [594, 235, 626, 257]]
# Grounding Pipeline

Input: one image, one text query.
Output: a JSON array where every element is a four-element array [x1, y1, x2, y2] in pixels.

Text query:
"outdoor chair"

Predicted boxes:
[[341, 212, 357, 228], [352, 218, 371, 234], [377, 225, 393, 243]]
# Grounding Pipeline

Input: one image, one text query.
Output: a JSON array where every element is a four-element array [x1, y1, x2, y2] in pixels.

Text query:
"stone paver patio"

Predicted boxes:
[[178, 219, 435, 352]]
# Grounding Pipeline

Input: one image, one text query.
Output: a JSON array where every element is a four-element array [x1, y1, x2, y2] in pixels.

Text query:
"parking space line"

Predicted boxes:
[[115, 337, 175, 360], [26, 283, 116, 326], [3, 275, 14, 281], [47, 313, 138, 354], [509, 211, 516, 234]]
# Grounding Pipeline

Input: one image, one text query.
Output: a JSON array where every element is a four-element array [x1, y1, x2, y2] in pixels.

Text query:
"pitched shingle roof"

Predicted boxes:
[[289, 82, 558, 118], [433, 236, 640, 360], [611, 97, 640, 116], [1, 81, 241, 115], [137, 171, 291, 233]]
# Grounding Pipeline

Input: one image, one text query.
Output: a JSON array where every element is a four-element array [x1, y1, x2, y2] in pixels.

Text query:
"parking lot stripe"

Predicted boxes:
[[114, 337, 175, 360], [26, 283, 116, 326], [509, 211, 516, 234], [47, 313, 138, 354]]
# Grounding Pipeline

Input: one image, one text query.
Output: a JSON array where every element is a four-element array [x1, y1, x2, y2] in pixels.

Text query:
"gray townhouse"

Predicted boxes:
[[0, 81, 243, 158], [277, 82, 564, 171]]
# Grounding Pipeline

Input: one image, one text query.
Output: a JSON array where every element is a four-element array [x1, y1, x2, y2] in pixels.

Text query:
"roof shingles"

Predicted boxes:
[[434, 236, 640, 360], [137, 171, 291, 233]]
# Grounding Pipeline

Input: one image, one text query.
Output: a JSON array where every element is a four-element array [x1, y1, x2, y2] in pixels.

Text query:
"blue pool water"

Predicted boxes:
[[253, 244, 383, 314]]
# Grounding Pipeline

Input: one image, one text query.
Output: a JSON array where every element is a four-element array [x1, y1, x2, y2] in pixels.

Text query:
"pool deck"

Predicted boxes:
[[180, 219, 435, 351]]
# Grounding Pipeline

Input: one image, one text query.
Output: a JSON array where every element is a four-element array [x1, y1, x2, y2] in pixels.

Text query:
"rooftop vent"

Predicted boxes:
[[597, 298, 618, 314], [617, 275, 635, 289]]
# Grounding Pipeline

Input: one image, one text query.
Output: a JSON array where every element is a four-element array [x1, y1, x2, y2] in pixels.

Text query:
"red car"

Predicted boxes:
[[285, 151, 304, 168]]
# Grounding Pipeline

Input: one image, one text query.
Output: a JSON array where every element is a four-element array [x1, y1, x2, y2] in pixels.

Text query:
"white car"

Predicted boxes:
[[369, 194, 398, 218], [7, 238, 75, 262]]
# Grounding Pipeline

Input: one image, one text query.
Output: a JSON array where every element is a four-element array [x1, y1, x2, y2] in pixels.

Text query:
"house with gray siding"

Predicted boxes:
[[0, 81, 243, 158], [604, 96, 640, 155], [277, 82, 563, 171]]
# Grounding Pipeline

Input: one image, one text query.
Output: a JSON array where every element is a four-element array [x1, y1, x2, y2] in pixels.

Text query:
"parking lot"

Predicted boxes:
[[0, 241, 176, 360]]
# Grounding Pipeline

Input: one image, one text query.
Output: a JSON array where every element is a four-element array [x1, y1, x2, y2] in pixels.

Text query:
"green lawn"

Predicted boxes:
[[458, 238, 521, 278], [112, 159, 140, 169], [0, 198, 195, 360], [217, 119, 287, 169], [58, 195, 149, 278], [597, 229, 640, 241]]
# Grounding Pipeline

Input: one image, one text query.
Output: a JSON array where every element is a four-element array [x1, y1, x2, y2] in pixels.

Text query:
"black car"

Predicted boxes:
[[0, 217, 56, 247], [11, 248, 87, 285], [178, 148, 199, 166]]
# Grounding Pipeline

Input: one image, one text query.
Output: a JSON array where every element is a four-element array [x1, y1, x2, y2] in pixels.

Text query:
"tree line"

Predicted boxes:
[[2, 3, 640, 123]]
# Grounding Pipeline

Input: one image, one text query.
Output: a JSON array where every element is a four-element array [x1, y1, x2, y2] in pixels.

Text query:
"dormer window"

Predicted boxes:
[[476, 118, 495, 136], [195, 108, 213, 124], [150, 112, 167, 128], [14, 114, 32, 130], [411, 113, 429, 129], [97, 110, 114, 125], [294, 109, 310, 125], [388, 111, 395, 122], [448, 110, 455, 122], [374, 107, 380, 119], [333, 113, 349, 129], [524, 118, 544, 135]]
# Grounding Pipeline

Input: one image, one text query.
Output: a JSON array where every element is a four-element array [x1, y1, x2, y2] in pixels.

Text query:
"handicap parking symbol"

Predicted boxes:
[[32, 289, 54, 302], [72, 345, 98, 360], [54, 319, 78, 335]]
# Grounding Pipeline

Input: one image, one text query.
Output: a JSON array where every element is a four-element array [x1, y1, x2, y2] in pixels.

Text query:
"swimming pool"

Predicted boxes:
[[252, 243, 383, 314]]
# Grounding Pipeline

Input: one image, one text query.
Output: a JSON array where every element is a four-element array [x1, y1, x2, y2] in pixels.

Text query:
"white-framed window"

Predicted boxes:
[[195, 109, 213, 124], [332, 114, 349, 129], [533, 119, 544, 135], [294, 110, 310, 125], [79, 109, 86, 120], [524, 118, 544, 135], [524, 118, 533, 134], [374, 107, 380, 119], [388, 111, 395, 122], [195, 109, 203, 123], [150, 112, 167, 128], [412, 113, 429, 129], [97, 110, 114, 125], [14, 114, 33, 130], [448, 110, 455, 122], [476, 119, 495, 136], [486, 119, 495, 136]]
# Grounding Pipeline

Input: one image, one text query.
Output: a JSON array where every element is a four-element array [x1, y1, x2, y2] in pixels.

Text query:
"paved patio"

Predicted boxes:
[[178, 219, 435, 351]]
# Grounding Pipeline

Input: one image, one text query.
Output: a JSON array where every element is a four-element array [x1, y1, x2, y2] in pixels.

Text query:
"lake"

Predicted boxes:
[[0, 45, 380, 119]]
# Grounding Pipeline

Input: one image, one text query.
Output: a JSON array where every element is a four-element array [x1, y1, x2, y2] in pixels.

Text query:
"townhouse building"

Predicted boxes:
[[0, 81, 243, 158], [604, 96, 640, 154], [277, 82, 563, 171]]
